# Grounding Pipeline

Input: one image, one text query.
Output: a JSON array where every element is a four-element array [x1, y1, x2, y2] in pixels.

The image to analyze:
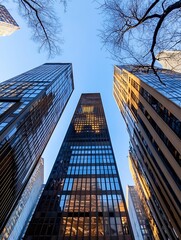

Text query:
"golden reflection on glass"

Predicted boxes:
[[91, 217, 97, 236], [78, 217, 84, 236], [84, 217, 89, 236], [121, 217, 129, 234], [64, 217, 71, 236], [129, 154, 160, 239], [54, 171, 128, 237], [60, 177, 106, 237], [74, 105, 104, 133], [129, 154, 151, 198], [82, 106, 94, 113], [119, 201, 125, 212]]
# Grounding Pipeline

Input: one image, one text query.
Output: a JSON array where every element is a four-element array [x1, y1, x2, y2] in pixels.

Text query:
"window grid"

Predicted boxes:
[[0, 63, 74, 232], [25, 94, 132, 239]]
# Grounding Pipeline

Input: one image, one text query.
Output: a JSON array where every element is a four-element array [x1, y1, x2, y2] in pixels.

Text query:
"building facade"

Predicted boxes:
[[113, 65, 181, 240], [0, 63, 74, 232], [126, 185, 153, 240], [1, 158, 44, 240], [156, 51, 181, 73], [0, 5, 19, 36], [24, 93, 133, 239]]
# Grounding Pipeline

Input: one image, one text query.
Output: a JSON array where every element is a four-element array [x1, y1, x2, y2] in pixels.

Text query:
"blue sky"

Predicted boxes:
[[0, 1, 133, 195]]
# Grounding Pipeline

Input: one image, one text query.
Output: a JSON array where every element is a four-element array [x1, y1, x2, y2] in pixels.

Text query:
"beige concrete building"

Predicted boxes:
[[113, 65, 181, 240], [156, 51, 181, 73], [0, 5, 19, 36]]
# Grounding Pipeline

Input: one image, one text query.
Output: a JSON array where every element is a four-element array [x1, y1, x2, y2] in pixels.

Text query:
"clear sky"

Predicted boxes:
[[0, 1, 134, 195]]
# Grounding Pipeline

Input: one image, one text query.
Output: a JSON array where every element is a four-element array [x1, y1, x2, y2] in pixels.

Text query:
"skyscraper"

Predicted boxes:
[[0, 63, 74, 233], [24, 93, 133, 239], [0, 5, 20, 36], [126, 185, 153, 240], [128, 154, 160, 239], [113, 65, 181, 239], [1, 158, 44, 240]]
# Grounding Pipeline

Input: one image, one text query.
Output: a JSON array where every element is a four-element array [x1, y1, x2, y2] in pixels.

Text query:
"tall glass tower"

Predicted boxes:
[[113, 65, 181, 240], [24, 93, 133, 239], [0, 63, 74, 232]]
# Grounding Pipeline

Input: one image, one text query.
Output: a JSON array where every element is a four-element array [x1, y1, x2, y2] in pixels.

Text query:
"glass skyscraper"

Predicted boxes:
[[0, 63, 74, 233], [1, 158, 44, 240], [24, 93, 133, 239], [113, 65, 181, 240], [126, 186, 153, 240]]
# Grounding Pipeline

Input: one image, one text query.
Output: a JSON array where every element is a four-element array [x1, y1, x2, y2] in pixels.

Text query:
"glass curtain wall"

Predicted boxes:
[[0, 63, 74, 232], [24, 93, 133, 240]]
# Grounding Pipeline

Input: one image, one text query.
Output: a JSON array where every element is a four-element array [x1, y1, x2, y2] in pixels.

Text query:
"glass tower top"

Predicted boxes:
[[24, 93, 133, 239], [117, 65, 181, 107]]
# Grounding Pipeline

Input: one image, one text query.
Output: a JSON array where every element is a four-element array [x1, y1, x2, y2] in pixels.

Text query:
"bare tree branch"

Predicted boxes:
[[22, 0, 50, 46], [98, 0, 181, 83], [150, 0, 181, 68], [6, 0, 68, 57]]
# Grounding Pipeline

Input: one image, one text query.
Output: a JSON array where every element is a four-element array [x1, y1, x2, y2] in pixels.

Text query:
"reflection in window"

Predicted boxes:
[[0, 102, 15, 115], [24, 94, 132, 239]]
